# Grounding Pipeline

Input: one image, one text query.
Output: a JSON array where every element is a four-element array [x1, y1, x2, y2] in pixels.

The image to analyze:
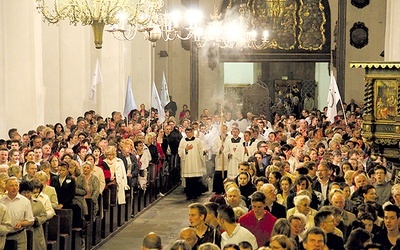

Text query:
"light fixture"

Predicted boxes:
[[107, 8, 203, 43], [36, 0, 164, 49], [194, 4, 276, 50]]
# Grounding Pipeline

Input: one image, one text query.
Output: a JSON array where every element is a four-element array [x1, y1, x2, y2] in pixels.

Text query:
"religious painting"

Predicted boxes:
[[374, 79, 398, 120]]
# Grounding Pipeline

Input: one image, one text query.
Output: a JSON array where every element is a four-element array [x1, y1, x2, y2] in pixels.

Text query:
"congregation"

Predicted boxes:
[[0, 97, 400, 250]]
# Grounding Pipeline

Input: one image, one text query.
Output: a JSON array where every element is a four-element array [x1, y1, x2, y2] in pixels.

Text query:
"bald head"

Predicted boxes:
[[142, 232, 162, 250], [179, 227, 198, 247]]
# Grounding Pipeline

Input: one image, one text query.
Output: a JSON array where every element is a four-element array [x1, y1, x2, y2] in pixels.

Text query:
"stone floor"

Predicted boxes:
[[96, 186, 213, 250]]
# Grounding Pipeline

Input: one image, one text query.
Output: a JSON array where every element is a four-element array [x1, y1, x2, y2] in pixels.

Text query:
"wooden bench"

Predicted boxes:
[[55, 209, 72, 250], [91, 194, 102, 246], [47, 214, 60, 250], [71, 204, 83, 250], [124, 188, 133, 221], [108, 184, 118, 232], [101, 187, 110, 238], [132, 190, 139, 217]]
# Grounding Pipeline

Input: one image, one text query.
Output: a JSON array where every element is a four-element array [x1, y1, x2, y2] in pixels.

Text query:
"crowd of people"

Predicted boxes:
[[0, 97, 399, 250]]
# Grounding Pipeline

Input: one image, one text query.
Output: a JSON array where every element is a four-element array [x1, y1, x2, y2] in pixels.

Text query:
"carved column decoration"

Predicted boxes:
[[364, 77, 374, 120]]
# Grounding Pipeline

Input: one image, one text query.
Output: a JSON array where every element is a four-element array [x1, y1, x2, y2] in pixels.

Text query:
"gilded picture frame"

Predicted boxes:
[[374, 79, 398, 120]]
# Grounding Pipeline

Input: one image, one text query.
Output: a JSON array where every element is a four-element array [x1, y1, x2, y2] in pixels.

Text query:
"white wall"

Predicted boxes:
[[0, 1, 153, 138]]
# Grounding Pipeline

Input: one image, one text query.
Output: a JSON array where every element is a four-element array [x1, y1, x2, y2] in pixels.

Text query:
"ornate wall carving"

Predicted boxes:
[[222, 0, 329, 52], [351, 62, 400, 160]]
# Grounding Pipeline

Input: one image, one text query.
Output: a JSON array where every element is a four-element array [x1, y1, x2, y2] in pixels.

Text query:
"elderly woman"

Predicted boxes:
[[34, 171, 60, 209], [103, 145, 129, 205], [286, 191, 317, 232], [85, 154, 106, 194], [389, 184, 400, 208], [82, 161, 100, 219], [225, 187, 248, 213]]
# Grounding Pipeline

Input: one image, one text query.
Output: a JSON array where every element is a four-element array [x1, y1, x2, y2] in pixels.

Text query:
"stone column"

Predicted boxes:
[[385, 0, 400, 61]]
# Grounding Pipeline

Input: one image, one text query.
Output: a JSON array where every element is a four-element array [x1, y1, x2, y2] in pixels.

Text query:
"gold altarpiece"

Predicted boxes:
[[351, 62, 400, 160]]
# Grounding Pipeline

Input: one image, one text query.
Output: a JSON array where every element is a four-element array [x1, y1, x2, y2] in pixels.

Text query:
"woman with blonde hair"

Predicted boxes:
[[103, 145, 129, 204], [271, 218, 291, 238], [85, 153, 106, 193], [145, 132, 159, 184], [34, 171, 60, 209], [82, 161, 100, 218], [0, 173, 8, 198], [269, 234, 295, 250]]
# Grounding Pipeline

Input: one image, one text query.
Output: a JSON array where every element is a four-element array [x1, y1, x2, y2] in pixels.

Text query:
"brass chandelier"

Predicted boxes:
[[35, 0, 275, 50], [36, 0, 164, 49]]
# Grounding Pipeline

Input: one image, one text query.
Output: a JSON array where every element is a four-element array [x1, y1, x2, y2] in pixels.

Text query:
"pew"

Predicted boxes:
[[46, 214, 60, 250], [92, 194, 102, 245], [108, 184, 118, 232], [101, 187, 110, 238], [39, 167, 180, 249], [125, 188, 133, 221], [55, 209, 72, 250], [71, 204, 83, 250], [132, 189, 139, 216], [84, 198, 95, 250]]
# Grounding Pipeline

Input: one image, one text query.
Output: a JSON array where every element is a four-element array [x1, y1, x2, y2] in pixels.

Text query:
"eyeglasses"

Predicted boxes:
[[267, 189, 278, 194]]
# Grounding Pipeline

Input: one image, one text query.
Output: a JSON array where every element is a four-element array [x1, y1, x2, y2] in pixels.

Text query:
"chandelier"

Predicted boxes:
[[107, 9, 203, 43], [36, 1, 275, 50], [193, 4, 275, 50], [36, 0, 164, 49]]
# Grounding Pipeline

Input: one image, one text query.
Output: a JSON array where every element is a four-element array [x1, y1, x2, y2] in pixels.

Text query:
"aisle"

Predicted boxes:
[[96, 186, 213, 250]]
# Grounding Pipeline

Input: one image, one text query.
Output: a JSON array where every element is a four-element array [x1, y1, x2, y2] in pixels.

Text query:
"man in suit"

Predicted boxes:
[[164, 95, 177, 117], [314, 210, 345, 250], [312, 160, 333, 203], [260, 183, 287, 219], [50, 161, 76, 209], [162, 122, 182, 185]]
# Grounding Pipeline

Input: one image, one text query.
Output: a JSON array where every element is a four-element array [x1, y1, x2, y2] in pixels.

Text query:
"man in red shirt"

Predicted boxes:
[[238, 191, 277, 246]]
